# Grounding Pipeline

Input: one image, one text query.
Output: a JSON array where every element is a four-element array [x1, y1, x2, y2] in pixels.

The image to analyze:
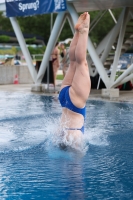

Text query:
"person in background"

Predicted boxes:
[[52, 42, 60, 86], [60, 43, 66, 59], [60, 43, 67, 77]]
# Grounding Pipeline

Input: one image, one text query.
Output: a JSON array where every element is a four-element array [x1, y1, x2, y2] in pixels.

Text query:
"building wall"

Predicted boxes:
[[0, 65, 33, 84]]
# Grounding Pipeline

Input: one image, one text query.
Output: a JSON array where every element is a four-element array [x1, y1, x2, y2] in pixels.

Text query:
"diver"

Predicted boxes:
[[58, 12, 91, 149]]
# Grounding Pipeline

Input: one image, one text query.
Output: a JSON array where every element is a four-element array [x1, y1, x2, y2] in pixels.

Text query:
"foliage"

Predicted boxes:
[[17, 14, 51, 44], [89, 8, 122, 45], [115, 71, 123, 80], [0, 47, 18, 55], [0, 35, 10, 43], [28, 45, 46, 55], [25, 37, 36, 44], [58, 20, 72, 41], [11, 46, 18, 54], [0, 9, 122, 46], [0, 12, 13, 31]]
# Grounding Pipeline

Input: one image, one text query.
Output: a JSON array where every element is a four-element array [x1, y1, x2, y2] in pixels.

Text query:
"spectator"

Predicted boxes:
[[52, 42, 60, 86]]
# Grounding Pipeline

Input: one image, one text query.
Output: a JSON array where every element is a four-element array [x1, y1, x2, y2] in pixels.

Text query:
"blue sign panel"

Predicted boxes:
[[5, 0, 67, 17]]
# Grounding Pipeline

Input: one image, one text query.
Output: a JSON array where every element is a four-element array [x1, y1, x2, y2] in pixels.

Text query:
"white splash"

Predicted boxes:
[[84, 127, 109, 146], [0, 114, 109, 155]]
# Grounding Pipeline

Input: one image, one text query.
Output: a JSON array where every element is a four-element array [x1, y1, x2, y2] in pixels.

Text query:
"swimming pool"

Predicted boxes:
[[0, 91, 133, 199]]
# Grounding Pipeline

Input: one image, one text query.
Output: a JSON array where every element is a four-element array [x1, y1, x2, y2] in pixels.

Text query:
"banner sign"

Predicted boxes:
[[5, 0, 67, 17]]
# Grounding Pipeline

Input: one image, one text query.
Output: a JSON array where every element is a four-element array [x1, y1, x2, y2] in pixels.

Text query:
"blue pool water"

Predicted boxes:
[[0, 92, 133, 200]]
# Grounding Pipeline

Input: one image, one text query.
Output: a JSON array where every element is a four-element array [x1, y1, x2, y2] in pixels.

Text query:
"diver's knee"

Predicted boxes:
[[76, 59, 86, 66]]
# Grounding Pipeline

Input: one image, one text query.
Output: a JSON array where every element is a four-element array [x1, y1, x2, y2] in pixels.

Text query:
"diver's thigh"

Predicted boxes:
[[71, 63, 91, 102], [60, 62, 76, 90]]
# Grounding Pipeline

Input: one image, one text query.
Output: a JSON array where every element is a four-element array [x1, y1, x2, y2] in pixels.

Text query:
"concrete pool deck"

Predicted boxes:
[[0, 81, 133, 103]]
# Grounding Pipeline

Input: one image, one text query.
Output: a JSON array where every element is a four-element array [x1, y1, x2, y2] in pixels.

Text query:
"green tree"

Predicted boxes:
[[0, 12, 13, 31], [0, 35, 10, 43], [25, 37, 36, 44], [17, 14, 51, 43], [0, 9, 122, 46], [59, 20, 73, 41], [28, 46, 46, 55], [89, 8, 122, 45]]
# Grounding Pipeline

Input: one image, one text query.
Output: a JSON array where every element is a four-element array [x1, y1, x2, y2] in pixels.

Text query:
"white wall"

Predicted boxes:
[[0, 65, 33, 84]]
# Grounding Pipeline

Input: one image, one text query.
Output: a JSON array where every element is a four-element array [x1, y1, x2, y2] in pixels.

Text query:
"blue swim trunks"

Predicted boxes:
[[58, 86, 86, 133]]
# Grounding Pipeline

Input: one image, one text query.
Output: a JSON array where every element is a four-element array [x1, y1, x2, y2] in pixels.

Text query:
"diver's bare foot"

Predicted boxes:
[[75, 12, 90, 33], [75, 12, 86, 30]]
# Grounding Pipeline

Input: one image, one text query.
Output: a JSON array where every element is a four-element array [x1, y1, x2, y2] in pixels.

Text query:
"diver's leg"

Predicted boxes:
[[60, 31, 79, 89], [70, 12, 91, 107]]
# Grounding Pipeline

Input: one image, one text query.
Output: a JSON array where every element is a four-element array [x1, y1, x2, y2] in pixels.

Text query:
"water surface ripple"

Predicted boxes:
[[0, 92, 133, 199]]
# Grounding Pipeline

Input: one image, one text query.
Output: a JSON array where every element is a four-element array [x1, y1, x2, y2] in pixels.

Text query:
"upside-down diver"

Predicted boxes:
[[58, 12, 91, 149]]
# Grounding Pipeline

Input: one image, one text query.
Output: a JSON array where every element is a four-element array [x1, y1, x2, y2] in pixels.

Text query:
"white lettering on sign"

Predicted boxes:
[[54, 0, 65, 10], [18, 0, 39, 12]]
